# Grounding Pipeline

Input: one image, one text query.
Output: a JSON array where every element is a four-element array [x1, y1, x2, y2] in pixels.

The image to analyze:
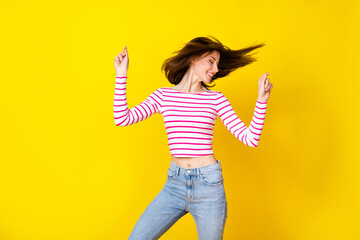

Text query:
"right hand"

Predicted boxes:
[[114, 46, 129, 73]]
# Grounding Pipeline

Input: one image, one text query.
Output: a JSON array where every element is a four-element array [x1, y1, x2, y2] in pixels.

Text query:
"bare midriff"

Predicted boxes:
[[171, 154, 217, 169]]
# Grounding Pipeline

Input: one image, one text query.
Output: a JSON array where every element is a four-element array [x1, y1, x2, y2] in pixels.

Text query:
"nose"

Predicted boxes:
[[213, 64, 218, 73]]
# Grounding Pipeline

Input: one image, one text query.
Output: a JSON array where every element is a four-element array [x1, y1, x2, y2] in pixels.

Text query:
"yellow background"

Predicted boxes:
[[1, 0, 359, 239]]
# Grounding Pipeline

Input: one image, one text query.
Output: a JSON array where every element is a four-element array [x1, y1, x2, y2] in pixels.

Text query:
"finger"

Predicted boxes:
[[259, 74, 266, 86], [265, 78, 269, 88], [262, 73, 267, 81], [267, 80, 271, 88], [266, 82, 272, 90]]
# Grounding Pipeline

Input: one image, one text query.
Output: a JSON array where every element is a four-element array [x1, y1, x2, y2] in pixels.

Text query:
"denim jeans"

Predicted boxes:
[[128, 159, 228, 240]]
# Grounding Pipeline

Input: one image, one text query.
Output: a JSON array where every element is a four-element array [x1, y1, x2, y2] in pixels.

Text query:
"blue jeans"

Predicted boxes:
[[128, 159, 228, 240]]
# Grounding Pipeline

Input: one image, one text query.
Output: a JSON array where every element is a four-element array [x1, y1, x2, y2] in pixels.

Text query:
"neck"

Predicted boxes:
[[174, 68, 206, 93]]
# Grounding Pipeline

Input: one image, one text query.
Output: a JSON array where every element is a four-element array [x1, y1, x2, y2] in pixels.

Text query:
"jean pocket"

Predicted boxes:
[[167, 168, 176, 180], [199, 169, 224, 186]]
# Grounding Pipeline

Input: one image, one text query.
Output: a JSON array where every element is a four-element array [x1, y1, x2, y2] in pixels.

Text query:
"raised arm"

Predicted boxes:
[[113, 76, 162, 126], [113, 46, 162, 126], [216, 92, 268, 147]]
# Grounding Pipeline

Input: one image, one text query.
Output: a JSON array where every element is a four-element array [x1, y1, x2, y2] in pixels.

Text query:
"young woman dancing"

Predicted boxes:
[[113, 36, 273, 240]]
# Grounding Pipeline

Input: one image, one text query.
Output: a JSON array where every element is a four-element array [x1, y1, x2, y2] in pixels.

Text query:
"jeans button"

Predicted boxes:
[[186, 170, 190, 173]]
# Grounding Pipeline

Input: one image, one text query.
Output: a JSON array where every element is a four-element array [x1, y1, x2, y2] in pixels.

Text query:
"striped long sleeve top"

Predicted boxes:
[[114, 76, 268, 157]]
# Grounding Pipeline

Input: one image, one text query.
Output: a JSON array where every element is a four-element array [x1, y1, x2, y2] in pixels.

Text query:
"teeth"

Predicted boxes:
[[207, 72, 213, 77]]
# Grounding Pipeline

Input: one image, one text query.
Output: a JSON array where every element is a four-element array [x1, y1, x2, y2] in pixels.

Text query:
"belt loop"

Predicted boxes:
[[218, 160, 223, 170], [176, 167, 180, 176]]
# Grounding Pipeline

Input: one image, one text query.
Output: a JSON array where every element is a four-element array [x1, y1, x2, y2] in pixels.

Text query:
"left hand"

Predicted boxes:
[[258, 73, 273, 102]]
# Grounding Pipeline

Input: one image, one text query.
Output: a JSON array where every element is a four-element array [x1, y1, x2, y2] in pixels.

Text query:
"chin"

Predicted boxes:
[[202, 78, 210, 83]]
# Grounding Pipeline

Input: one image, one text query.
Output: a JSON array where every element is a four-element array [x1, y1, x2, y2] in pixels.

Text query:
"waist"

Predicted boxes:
[[169, 158, 222, 174], [171, 154, 217, 168]]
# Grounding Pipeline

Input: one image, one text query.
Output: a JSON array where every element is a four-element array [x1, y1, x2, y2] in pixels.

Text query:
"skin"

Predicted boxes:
[[171, 51, 220, 93], [114, 46, 273, 169]]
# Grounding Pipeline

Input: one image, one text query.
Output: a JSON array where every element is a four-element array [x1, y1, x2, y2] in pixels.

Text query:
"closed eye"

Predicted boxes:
[[209, 60, 219, 67]]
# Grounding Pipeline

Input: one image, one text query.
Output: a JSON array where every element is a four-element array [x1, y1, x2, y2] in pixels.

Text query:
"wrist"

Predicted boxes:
[[257, 98, 268, 103], [116, 71, 127, 78]]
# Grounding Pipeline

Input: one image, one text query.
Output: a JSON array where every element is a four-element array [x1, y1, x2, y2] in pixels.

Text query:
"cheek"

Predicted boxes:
[[193, 62, 209, 75], [195, 65, 205, 74], [201, 63, 210, 72]]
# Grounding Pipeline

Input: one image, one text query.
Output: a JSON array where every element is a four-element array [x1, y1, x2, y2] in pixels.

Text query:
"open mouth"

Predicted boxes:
[[206, 72, 213, 79]]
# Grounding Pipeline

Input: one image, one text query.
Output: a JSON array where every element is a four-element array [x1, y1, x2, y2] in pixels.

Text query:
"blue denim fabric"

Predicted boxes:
[[128, 159, 228, 240]]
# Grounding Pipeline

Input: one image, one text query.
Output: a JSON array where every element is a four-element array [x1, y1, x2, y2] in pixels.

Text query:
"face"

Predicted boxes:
[[191, 50, 220, 84]]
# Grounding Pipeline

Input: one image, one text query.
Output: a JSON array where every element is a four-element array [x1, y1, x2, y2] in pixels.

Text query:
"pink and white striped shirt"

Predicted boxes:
[[114, 76, 268, 157]]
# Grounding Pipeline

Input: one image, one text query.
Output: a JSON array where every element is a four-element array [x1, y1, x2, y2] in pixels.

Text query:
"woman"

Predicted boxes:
[[113, 36, 273, 240]]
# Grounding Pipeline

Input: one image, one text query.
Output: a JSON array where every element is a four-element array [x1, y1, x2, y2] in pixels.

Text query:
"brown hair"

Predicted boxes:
[[161, 35, 265, 89]]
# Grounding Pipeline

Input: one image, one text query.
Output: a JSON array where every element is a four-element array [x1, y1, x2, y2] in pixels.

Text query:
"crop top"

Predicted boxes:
[[113, 76, 268, 157]]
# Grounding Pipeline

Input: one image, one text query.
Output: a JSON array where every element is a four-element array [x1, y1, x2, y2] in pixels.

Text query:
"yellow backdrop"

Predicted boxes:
[[1, 0, 359, 239]]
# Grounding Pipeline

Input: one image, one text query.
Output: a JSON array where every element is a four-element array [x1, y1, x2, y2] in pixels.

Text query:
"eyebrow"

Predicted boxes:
[[210, 56, 219, 64]]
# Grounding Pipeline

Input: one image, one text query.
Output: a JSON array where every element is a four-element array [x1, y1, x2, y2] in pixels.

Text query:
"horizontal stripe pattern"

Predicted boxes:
[[113, 77, 162, 126], [216, 92, 267, 148], [161, 88, 217, 157], [114, 77, 268, 157]]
